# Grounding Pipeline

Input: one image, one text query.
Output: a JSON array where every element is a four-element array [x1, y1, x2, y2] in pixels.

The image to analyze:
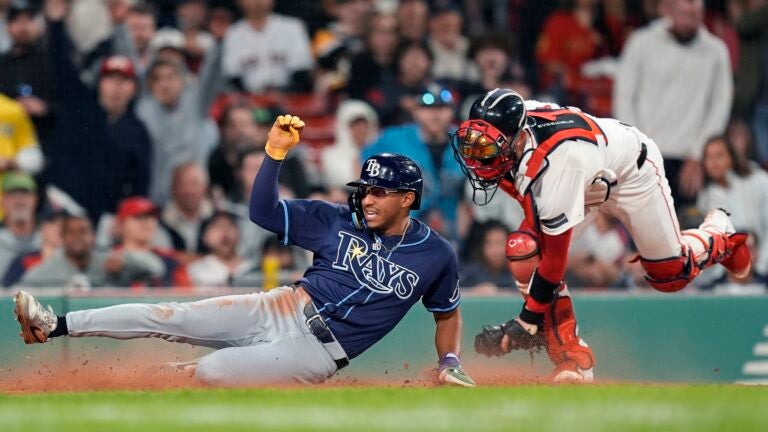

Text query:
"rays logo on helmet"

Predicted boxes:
[[365, 159, 381, 177]]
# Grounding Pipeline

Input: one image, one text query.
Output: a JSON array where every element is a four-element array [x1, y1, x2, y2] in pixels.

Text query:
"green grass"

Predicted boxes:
[[1, 385, 767, 431]]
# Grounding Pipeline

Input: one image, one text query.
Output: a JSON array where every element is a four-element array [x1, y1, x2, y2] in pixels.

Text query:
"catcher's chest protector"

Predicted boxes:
[[503, 108, 608, 234]]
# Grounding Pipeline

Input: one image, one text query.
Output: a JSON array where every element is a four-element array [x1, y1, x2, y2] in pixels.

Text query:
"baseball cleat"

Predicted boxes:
[[721, 233, 751, 280], [13, 290, 57, 344], [702, 209, 752, 279], [551, 361, 594, 384], [439, 366, 477, 388]]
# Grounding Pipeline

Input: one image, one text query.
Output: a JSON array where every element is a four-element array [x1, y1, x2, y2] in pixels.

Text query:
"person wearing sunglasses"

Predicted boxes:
[[453, 88, 752, 383], [14, 114, 475, 388]]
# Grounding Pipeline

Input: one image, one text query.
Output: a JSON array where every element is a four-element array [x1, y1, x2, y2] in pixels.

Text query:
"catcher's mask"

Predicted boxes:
[[450, 88, 528, 205]]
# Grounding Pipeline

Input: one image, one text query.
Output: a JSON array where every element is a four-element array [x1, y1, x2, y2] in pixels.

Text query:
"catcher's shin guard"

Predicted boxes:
[[640, 209, 752, 292], [542, 290, 595, 383]]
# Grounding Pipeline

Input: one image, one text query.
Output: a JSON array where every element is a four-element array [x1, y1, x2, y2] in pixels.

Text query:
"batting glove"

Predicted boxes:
[[266, 114, 305, 160], [438, 353, 476, 387]]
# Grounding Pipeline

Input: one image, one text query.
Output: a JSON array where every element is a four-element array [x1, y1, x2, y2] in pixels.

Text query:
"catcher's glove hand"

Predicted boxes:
[[474, 319, 545, 357], [266, 114, 305, 160]]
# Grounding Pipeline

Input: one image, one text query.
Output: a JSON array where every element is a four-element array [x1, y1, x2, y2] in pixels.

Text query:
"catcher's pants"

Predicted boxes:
[[65, 286, 340, 385], [579, 128, 714, 263]]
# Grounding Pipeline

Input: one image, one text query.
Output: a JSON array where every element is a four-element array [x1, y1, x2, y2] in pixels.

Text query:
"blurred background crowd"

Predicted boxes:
[[0, 0, 766, 293]]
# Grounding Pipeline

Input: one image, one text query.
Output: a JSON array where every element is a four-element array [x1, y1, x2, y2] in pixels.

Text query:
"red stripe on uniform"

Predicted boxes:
[[646, 157, 683, 248]]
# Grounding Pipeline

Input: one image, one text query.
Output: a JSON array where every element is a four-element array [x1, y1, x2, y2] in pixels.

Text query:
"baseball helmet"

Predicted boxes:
[[450, 88, 528, 204], [347, 153, 423, 209], [347, 153, 423, 229]]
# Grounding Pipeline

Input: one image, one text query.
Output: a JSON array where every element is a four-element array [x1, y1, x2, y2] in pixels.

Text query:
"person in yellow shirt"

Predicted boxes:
[[0, 93, 44, 219]]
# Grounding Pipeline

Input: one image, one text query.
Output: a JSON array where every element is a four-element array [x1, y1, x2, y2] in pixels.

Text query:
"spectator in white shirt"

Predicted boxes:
[[613, 0, 732, 207], [223, 0, 313, 92], [697, 134, 768, 278], [188, 210, 254, 287]]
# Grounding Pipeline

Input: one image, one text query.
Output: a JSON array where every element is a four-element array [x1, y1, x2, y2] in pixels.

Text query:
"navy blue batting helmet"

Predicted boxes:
[[347, 153, 423, 210]]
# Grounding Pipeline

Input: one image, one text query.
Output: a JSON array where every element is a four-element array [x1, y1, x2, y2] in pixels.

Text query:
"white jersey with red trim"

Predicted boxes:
[[511, 101, 655, 236]]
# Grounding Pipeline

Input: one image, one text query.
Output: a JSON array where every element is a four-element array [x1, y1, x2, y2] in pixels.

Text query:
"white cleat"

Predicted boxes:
[[13, 290, 57, 344], [551, 361, 594, 384]]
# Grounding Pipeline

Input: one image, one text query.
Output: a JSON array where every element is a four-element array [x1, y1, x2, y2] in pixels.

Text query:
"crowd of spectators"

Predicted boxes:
[[0, 0, 766, 293]]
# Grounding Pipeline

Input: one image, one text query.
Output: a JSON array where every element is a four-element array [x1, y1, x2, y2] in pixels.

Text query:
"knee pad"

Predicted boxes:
[[543, 295, 595, 371], [506, 231, 540, 288], [638, 253, 698, 293]]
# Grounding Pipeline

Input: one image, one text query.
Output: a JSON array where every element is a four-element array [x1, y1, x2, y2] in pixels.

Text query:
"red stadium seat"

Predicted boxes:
[[301, 115, 336, 148], [281, 93, 329, 118]]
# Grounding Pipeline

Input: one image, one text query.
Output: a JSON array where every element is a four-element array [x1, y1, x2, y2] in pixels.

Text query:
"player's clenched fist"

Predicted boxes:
[[266, 114, 305, 160]]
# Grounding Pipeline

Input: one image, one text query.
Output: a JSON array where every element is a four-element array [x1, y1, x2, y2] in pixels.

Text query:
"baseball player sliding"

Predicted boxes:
[[454, 89, 751, 383], [13, 115, 475, 387]]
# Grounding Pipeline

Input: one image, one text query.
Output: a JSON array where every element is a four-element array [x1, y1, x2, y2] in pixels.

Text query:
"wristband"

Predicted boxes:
[[439, 352, 460, 370], [265, 142, 288, 160]]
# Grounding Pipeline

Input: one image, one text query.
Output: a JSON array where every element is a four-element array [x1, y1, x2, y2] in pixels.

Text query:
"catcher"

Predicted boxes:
[[453, 89, 751, 382]]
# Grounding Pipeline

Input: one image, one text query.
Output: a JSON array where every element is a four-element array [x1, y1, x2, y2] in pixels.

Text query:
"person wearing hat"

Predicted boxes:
[[3, 206, 66, 286], [361, 83, 465, 240], [148, 28, 188, 67], [42, 33, 152, 221], [0, 171, 39, 281], [138, 14, 228, 206], [14, 0, 150, 225], [106, 196, 192, 288]]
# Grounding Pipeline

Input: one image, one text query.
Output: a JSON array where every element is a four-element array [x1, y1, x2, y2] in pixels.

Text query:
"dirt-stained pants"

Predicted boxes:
[[66, 286, 339, 385]]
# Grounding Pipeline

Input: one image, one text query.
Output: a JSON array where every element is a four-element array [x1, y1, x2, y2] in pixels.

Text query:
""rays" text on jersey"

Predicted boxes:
[[332, 232, 419, 299]]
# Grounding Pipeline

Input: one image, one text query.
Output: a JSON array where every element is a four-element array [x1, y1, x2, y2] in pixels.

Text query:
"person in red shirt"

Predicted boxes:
[[107, 197, 192, 289], [535, 0, 614, 100]]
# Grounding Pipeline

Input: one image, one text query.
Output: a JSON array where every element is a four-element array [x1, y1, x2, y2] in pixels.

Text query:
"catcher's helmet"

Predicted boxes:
[[450, 88, 528, 205], [347, 154, 423, 229]]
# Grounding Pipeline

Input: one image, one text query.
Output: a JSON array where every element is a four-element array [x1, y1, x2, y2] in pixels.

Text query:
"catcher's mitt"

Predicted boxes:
[[474, 319, 545, 357]]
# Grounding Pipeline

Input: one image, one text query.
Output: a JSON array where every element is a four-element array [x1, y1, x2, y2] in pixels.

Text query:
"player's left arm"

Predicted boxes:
[[433, 308, 475, 387], [422, 250, 475, 387]]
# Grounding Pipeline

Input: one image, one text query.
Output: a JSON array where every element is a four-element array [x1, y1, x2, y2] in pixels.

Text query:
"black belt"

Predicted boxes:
[[637, 142, 648, 169], [302, 298, 350, 370]]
